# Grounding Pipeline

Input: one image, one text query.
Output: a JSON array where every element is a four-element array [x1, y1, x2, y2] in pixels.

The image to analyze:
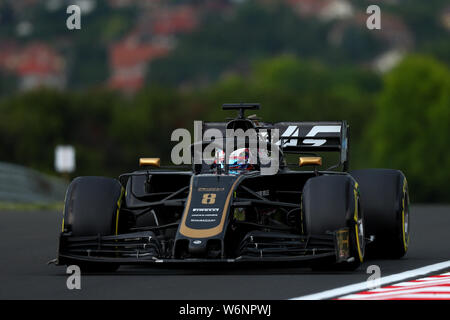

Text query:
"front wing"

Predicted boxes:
[[57, 228, 352, 266]]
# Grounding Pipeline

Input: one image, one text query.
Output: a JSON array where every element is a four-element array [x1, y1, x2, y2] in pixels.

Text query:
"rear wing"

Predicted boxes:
[[202, 120, 349, 171], [273, 121, 349, 170]]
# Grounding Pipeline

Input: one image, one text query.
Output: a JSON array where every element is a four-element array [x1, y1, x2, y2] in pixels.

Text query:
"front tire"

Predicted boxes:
[[302, 175, 364, 271], [60, 176, 124, 272]]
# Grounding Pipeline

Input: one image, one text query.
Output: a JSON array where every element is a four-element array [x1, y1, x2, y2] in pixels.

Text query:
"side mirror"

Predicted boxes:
[[299, 157, 322, 167], [139, 158, 161, 168]]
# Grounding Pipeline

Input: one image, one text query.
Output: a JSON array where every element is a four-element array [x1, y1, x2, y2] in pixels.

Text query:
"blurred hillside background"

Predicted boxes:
[[0, 0, 449, 202]]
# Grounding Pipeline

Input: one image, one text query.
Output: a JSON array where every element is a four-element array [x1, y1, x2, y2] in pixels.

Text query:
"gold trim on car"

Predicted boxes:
[[179, 176, 242, 238], [139, 158, 161, 167], [299, 157, 322, 167]]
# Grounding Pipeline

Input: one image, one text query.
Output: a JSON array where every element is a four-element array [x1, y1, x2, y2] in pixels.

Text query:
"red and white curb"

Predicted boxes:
[[338, 272, 450, 300], [290, 260, 450, 300]]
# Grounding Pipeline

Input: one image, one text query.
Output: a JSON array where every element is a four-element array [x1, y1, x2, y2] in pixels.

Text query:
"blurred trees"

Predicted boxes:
[[365, 55, 450, 202], [146, 1, 385, 86], [0, 89, 124, 176], [23, 1, 137, 89], [0, 54, 448, 202]]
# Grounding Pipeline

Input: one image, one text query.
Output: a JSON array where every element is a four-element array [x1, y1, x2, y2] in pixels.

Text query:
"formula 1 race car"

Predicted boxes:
[[56, 103, 410, 271]]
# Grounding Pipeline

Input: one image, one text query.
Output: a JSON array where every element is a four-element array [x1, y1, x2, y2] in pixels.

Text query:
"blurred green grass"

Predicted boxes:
[[0, 202, 63, 211]]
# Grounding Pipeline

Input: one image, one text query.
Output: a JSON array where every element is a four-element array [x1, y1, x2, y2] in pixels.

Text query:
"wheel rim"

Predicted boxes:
[[354, 186, 364, 262], [402, 184, 410, 251], [355, 215, 365, 262]]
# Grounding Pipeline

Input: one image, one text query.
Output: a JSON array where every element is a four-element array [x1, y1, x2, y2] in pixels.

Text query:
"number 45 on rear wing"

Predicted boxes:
[[271, 121, 349, 171]]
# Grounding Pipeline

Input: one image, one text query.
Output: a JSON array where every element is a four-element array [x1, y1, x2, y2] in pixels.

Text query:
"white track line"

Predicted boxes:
[[290, 260, 450, 300]]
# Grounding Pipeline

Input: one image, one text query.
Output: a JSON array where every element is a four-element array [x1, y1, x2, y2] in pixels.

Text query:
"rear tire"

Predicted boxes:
[[350, 169, 410, 258], [60, 176, 123, 272], [302, 175, 364, 271]]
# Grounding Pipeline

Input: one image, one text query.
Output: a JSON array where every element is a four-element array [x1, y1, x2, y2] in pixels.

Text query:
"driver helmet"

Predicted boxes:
[[214, 148, 255, 174]]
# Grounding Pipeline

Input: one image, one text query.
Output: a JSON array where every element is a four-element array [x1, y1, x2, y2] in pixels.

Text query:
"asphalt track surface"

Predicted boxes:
[[0, 205, 448, 300]]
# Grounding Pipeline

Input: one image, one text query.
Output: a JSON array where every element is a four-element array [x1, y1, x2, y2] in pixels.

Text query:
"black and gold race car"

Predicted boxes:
[[56, 103, 410, 271]]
